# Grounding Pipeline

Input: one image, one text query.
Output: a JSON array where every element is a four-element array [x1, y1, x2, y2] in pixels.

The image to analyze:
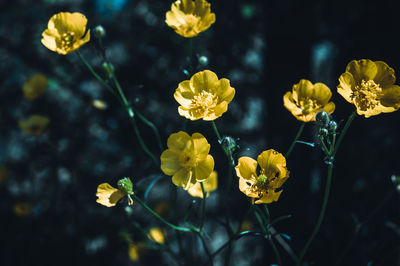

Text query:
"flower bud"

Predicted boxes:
[[391, 175, 400, 185], [198, 56, 208, 66], [93, 25, 106, 38], [315, 111, 330, 127], [220, 136, 239, 154], [328, 121, 337, 132], [319, 128, 328, 137], [102, 62, 115, 79], [118, 177, 134, 195]]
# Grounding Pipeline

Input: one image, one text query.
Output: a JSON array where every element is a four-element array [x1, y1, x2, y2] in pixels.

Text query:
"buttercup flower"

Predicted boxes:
[[41, 12, 90, 55], [147, 228, 166, 244], [187, 171, 217, 198], [283, 79, 335, 122], [165, 0, 216, 38], [174, 70, 235, 121], [337, 59, 400, 117], [128, 242, 146, 262], [96, 177, 134, 207], [235, 149, 289, 204], [23, 74, 48, 100], [161, 131, 214, 189], [18, 114, 50, 135]]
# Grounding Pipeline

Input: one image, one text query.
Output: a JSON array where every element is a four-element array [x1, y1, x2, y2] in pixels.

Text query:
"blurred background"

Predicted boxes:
[[0, 0, 399, 265]]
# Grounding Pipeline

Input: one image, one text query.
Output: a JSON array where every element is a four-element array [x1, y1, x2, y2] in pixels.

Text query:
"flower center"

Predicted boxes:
[[178, 14, 200, 33], [60, 32, 75, 51], [299, 98, 319, 115], [179, 152, 198, 170], [350, 79, 383, 111], [191, 91, 218, 116]]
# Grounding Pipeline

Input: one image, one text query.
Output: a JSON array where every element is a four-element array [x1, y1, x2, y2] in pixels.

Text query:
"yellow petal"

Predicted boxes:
[[194, 154, 214, 182], [346, 59, 377, 84], [374, 61, 396, 87], [292, 79, 313, 102], [148, 228, 166, 244], [49, 12, 88, 37], [41, 29, 59, 52], [257, 149, 286, 178], [313, 83, 332, 105], [238, 177, 258, 198], [283, 91, 303, 119], [167, 131, 191, 151], [381, 85, 400, 109], [235, 157, 257, 180], [171, 168, 192, 188], [187, 171, 218, 198], [190, 70, 219, 94], [96, 183, 125, 207], [255, 190, 283, 204], [191, 132, 210, 155], [322, 102, 335, 115], [337, 72, 355, 103], [160, 150, 182, 176], [217, 78, 235, 103]]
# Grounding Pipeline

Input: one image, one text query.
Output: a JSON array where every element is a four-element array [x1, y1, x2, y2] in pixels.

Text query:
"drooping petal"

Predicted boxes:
[[96, 183, 126, 207], [187, 171, 218, 198], [235, 157, 257, 180]]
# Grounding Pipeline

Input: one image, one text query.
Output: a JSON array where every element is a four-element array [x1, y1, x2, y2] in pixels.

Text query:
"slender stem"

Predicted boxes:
[[198, 232, 214, 266], [263, 205, 282, 265], [132, 194, 191, 232], [333, 111, 356, 157], [76, 51, 118, 99], [211, 121, 235, 167], [285, 122, 305, 158], [133, 106, 164, 151], [298, 163, 334, 264], [200, 182, 206, 231], [211, 120, 222, 141]]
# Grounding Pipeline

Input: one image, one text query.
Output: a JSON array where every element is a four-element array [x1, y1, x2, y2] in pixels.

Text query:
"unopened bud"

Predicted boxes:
[[315, 111, 330, 127], [319, 128, 328, 137], [328, 121, 337, 132], [102, 62, 115, 79], [198, 56, 208, 66], [93, 25, 106, 38], [220, 136, 239, 154]]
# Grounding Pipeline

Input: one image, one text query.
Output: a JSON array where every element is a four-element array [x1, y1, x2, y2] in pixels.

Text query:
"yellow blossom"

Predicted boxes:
[[128, 242, 146, 261], [41, 12, 90, 55], [337, 59, 400, 117], [161, 131, 214, 189], [23, 74, 48, 100], [147, 228, 166, 244], [92, 99, 108, 110], [165, 0, 216, 38], [13, 202, 32, 217], [283, 79, 335, 122], [187, 171, 217, 198], [235, 149, 289, 204], [96, 183, 127, 207], [18, 114, 50, 135], [174, 70, 235, 121]]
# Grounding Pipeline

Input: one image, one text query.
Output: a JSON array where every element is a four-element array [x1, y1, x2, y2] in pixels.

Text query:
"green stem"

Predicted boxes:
[[333, 111, 356, 157], [199, 182, 206, 231], [285, 122, 305, 158], [211, 120, 222, 141], [132, 194, 191, 232], [133, 106, 164, 151], [298, 163, 334, 264], [211, 121, 235, 167], [111, 75, 158, 166]]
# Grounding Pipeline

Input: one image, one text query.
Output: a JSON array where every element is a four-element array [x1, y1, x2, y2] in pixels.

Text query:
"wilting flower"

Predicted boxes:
[[41, 12, 90, 55], [23, 74, 48, 100], [165, 0, 216, 38], [147, 228, 166, 244], [283, 79, 335, 122], [13, 202, 32, 217], [174, 70, 235, 121], [19, 115, 50, 135], [187, 171, 217, 198], [161, 131, 214, 189], [235, 149, 289, 204], [96, 177, 133, 207], [337, 59, 400, 117]]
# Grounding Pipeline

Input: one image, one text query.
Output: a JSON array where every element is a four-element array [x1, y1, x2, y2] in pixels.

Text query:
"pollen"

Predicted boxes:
[[59, 32, 75, 51], [191, 91, 219, 116], [350, 79, 383, 111]]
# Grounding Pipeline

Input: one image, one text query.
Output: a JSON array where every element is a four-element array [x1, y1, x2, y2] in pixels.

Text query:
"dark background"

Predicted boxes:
[[0, 0, 399, 265]]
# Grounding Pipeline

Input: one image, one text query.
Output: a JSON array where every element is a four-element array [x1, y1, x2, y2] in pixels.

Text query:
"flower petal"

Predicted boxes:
[[346, 59, 377, 83], [257, 149, 286, 178], [190, 70, 219, 94], [235, 157, 257, 180], [322, 102, 335, 115], [160, 150, 182, 176], [167, 131, 191, 151], [313, 83, 332, 105], [381, 85, 400, 109], [191, 132, 210, 155], [217, 78, 235, 103], [292, 79, 313, 102], [172, 168, 192, 188], [374, 61, 396, 87], [337, 72, 355, 103], [194, 154, 214, 181], [255, 190, 283, 204]]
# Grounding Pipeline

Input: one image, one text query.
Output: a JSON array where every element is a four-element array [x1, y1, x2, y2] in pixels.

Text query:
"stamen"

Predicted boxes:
[[350, 79, 383, 111]]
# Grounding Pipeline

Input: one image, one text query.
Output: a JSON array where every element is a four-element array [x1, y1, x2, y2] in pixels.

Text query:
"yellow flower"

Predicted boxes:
[[41, 12, 90, 55], [161, 131, 214, 189], [147, 228, 166, 244], [96, 182, 134, 207], [283, 79, 335, 122], [235, 149, 289, 204], [337, 59, 400, 117], [174, 70, 235, 121], [128, 242, 146, 262], [165, 0, 216, 38], [18, 115, 50, 135], [187, 171, 217, 198], [13, 202, 32, 217], [23, 74, 48, 100]]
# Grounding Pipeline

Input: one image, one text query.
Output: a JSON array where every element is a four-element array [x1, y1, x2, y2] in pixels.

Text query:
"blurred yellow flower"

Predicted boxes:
[[128, 241, 146, 261], [165, 0, 216, 38], [161, 131, 214, 189], [96, 183, 126, 207], [18, 115, 50, 135], [235, 149, 289, 204], [283, 79, 335, 122], [92, 99, 108, 110], [147, 228, 166, 244], [174, 70, 235, 121], [187, 171, 217, 198], [23, 74, 48, 100], [41, 12, 90, 55], [338, 59, 400, 117], [0, 166, 9, 184], [13, 202, 32, 217]]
